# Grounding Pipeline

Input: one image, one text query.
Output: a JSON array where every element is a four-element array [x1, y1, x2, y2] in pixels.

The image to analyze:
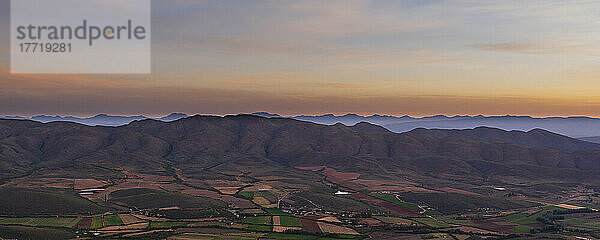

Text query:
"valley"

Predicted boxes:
[[0, 115, 599, 239]]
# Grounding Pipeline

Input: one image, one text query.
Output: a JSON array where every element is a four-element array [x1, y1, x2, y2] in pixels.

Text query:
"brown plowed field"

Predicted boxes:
[[119, 214, 143, 224], [300, 218, 321, 233], [74, 179, 107, 190], [77, 217, 92, 229], [317, 222, 359, 235], [472, 219, 515, 233]]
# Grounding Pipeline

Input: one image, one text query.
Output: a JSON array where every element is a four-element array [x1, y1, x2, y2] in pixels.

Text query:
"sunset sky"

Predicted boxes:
[[2, 0, 600, 117]]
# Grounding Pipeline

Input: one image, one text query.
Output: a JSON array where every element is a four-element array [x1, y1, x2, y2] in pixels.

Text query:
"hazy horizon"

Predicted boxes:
[[6, 111, 600, 119]]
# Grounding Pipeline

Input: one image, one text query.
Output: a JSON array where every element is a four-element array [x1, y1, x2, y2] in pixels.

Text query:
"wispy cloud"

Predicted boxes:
[[470, 40, 598, 56]]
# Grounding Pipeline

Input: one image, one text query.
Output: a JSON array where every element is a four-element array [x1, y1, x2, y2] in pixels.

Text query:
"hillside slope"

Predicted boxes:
[[1, 116, 599, 185], [408, 126, 600, 152]]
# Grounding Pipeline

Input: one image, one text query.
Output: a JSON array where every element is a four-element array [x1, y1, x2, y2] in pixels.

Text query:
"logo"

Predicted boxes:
[[11, 0, 151, 74]]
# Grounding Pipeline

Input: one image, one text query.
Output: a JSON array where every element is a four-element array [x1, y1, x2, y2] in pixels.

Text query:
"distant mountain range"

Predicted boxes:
[[251, 112, 600, 139], [4, 112, 600, 140], [0, 113, 188, 126], [1, 115, 599, 186]]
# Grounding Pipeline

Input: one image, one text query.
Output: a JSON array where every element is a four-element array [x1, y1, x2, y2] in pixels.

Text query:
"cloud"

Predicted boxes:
[[470, 40, 598, 56]]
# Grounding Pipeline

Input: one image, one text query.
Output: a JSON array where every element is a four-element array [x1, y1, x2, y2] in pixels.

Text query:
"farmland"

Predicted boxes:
[[370, 193, 421, 212], [1, 167, 599, 240], [104, 214, 124, 226], [280, 216, 302, 227], [1, 166, 599, 240]]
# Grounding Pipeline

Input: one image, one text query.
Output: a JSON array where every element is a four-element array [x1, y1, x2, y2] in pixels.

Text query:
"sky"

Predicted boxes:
[[2, 0, 600, 117]]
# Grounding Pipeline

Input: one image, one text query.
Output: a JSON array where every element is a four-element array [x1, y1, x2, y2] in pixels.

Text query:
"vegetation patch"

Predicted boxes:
[[371, 193, 421, 212], [247, 224, 272, 232], [399, 192, 537, 214], [66, 217, 81, 228], [280, 216, 302, 227], [90, 216, 103, 229], [0, 187, 106, 216], [264, 233, 317, 239], [409, 217, 452, 228], [103, 214, 123, 226], [0, 225, 74, 240], [242, 216, 271, 225], [502, 213, 527, 221], [28, 217, 76, 227], [0, 217, 79, 228], [150, 221, 188, 228], [151, 208, 233, 219], [513, 225, 531, 233], [0, 218, 32, 225], [266, 208, 288, 216], [239, 191, 255, 199], [109, 188, 226, 209]]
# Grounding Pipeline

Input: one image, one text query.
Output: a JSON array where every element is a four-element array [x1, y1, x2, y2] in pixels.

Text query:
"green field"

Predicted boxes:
[[103, 214, 123, 226], [0, 218, 32, 225], [513, 225, 531, 233], [409, 217, 452, 228], [502, 213, 527, 220], [239, 191, 255, 199], [0, 225, 74, 240], [90, 216, 103, 229], [247, 224, 272, 232], [66, 217, 81, 228], [579, 203, 600, 210], [561, 218, 600, 231], [0, 217, 77, 227], [28, 217, 76, 227], [279, 216, 302, 227], [0, 187, 107, 216], [514, 206, 561, 224], [399, 192, 538, 214], [371, 193, 421, 212], [109, 188, 226, 209], [242, 216, 271, 225]]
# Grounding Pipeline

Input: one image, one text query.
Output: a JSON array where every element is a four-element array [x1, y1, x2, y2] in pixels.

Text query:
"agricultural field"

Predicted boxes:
[[90, 216, 103, 229], [0, 225, 74, 240], [265, 208, 288, 215], [0, 217, 77, 227], [119, 214, 143, 224], [104, 214, 123, 227], [398, 192, 538, 214], [370, 193, 421, 212], [246, 224, 272, 232], [279, 216, 302, 227], [409, 217, 453, 228], [513, 225, 532, 233], [150, 221, 189, 228], [0, 158, 598, 240], [239, 191, 255, 199], [316, 222, 359, 235], [241, 216, 271, 225], [0, 187, 107, 216]]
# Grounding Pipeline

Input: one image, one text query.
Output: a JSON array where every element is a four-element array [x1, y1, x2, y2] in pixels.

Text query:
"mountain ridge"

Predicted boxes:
[[1, 115, 599, 187], [251, 112, 600, 138], [0, 113, 189, 126], [7, 111, 600, 138]]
